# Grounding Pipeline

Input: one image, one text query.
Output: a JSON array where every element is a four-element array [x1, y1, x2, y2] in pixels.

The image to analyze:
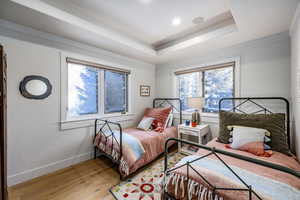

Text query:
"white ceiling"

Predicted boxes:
[[43, 0, 231, 44], [0, 0, 298, 64]]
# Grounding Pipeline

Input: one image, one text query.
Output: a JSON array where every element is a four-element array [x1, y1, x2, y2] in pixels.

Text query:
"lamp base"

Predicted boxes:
[[191, 110, 201, 125]]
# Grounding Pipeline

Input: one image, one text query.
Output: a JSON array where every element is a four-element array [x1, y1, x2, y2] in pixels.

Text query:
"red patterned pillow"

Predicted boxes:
[[144, 107, 172, 131], [151, 119, 164, 133]]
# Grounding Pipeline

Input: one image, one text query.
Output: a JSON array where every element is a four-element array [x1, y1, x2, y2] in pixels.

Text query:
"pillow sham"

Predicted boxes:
[[225, 126, 272, 157], [137, 117, 155, 131], [218, 111, 290, 155], [144, 107, 172, 130]]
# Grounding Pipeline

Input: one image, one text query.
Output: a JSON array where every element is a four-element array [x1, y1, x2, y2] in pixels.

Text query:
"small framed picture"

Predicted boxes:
[[140, 85, 150, 97]]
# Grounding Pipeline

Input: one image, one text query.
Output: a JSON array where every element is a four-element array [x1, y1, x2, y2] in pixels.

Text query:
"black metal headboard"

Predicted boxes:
[[219, 97, 290, 150], [153, 98, 182, 124]]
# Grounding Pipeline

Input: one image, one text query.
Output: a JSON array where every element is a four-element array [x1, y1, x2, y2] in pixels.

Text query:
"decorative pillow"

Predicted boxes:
[[137, 117, 155, 131], [152, 119, 164, 132], [144, 107, 172, 130], [225, 126, 272, 157], [228, 125, 272, 146], [218, 111, 290, 155], [229, 136, 271, 150]]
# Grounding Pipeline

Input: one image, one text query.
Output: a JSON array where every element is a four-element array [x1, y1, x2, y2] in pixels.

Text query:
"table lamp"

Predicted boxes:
[[188, 97, 203, 127]]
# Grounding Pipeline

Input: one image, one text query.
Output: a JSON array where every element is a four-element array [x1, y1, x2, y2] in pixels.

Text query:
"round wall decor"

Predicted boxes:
[[19, 75, 52, 99]]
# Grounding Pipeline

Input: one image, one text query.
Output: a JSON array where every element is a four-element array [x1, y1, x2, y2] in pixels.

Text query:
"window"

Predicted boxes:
[[104, 71, 128, 113], [203, 67, 234, 112], [177, 62, 235, 113], [68, 63, 98, 116], [178, 72, 202, 111], [66, 57, 130, 119]]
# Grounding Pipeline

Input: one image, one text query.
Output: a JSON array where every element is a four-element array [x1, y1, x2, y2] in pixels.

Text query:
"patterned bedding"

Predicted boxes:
[[94, 126, 177, 176], [164, 138, 300, 200]]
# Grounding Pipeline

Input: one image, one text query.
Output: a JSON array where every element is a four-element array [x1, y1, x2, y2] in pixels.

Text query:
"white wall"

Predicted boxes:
[[0, 35, 156, 186], [290, 3, 300, 159], [156, 32, 291, 140]]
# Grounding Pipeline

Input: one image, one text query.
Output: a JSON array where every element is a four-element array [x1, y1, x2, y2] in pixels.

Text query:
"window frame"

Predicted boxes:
[[60, 52, 132, 123], [175, 57, 240, 114]]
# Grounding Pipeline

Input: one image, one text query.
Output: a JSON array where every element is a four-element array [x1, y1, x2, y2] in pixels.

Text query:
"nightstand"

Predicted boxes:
[[178, 124, 210, 155]]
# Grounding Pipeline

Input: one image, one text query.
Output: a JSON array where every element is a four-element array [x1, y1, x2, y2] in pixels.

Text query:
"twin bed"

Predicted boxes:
[[93, 98, 182, 178], [163, 97, 300, 200], [93, 97, 300, 200]]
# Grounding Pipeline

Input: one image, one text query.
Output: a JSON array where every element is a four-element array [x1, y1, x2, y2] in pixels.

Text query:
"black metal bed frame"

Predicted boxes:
[[163, 97, 300, 200], [94, 98, 182, 179]]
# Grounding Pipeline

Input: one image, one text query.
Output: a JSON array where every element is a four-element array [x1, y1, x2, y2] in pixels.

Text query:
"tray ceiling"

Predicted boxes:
[[0, 0, 298, 64]]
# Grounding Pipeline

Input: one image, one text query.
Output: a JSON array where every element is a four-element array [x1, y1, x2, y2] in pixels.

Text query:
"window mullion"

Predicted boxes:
[[99, 70, 105, 116], [202, 71, 205, 112]]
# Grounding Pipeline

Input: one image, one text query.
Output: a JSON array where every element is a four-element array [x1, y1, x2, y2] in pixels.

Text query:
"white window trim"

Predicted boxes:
[[173, 57, 241, 119], [60, 52, 134, 130]]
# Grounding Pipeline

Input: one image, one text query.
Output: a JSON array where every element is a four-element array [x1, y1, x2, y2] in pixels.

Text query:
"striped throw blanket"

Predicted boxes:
[[164, 155, 300, 200], [94, 130, 145, 175]]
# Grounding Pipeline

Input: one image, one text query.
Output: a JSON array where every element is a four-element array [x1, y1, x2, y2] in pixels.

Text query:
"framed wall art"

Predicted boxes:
[[140, 85, 150, 97]]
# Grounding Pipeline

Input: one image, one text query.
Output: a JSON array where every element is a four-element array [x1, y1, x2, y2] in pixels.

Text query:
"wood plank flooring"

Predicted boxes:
[[8, 158, 120, 200], [8, 145, 177, 200]]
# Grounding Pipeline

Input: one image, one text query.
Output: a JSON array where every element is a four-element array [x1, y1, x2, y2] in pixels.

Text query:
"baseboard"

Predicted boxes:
[[7, 151, 93, 186]]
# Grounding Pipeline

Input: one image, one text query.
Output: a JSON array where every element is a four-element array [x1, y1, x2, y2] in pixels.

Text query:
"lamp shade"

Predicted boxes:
[[188, 97, 203, 110]]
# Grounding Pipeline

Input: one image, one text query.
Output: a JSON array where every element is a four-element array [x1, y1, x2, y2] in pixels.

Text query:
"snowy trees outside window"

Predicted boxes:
[[68, 63, 98, 116], [178, 66, 234, 113], [104, 71, 128, 113], [67, 62, 128, 117]]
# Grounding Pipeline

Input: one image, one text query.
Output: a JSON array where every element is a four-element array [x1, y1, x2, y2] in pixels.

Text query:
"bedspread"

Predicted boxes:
[[94, 129, 145, 173], [164, 139, 300, 200], [94, 126, 177, 176]]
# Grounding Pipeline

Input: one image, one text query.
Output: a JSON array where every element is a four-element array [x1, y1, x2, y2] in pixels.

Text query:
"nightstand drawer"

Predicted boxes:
[[179, 129, 199, 136], [180, 132, 199, 143]]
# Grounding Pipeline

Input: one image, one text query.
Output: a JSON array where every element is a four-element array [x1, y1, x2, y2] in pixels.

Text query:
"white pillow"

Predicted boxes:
[[137, 117, 155, 131], [228, 125, 271, 137], [230, 126, 267, 149], [164, 113, 174, 129]]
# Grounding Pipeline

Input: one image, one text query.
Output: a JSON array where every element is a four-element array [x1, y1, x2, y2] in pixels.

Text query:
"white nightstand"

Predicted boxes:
[[178, 124, 210, 155]]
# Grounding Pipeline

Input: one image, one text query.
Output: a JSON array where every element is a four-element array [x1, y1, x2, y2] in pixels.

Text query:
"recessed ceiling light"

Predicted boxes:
[[172, 17, 181, 26]]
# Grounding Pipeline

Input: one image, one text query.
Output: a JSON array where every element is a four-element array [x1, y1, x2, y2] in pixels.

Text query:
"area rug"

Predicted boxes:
[[110, 153, 184, 200]]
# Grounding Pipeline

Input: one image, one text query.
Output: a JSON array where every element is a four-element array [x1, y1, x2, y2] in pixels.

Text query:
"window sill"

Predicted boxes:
[[179, 112, 218, 118], [174, 112, 219, 124], [60, 113, 135, 130]]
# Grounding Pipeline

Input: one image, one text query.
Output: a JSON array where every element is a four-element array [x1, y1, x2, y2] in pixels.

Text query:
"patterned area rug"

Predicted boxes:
[[110, 153, 184, 200]]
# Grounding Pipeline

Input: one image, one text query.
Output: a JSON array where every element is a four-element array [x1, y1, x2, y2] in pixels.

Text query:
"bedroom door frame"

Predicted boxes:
[[0, 44, 8, 200]]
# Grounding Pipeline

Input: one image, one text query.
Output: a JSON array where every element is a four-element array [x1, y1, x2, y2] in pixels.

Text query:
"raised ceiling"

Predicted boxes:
[[43, 0, 231, 45], [0, 0, 298, 64]]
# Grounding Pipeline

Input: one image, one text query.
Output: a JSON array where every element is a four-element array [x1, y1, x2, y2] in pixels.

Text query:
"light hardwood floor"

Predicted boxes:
[[8, 158, 120, 200], [8, 145, 177, 200]]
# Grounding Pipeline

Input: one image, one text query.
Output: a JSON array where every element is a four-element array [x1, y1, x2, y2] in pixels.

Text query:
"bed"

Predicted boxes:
[[93, 98, 182, 179], [162, 97, 300, 200]]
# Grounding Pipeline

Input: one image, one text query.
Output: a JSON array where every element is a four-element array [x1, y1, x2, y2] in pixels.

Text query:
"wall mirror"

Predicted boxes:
[[19, 75, 52, 99]]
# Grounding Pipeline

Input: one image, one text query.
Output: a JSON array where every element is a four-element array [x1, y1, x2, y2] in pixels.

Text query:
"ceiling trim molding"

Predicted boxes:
[[7, 0, 239, 57], [9, 0, 157, 56], [157, 19, 237, 55], [290, 1, 300, 36], [0, 19, 155, 67]]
